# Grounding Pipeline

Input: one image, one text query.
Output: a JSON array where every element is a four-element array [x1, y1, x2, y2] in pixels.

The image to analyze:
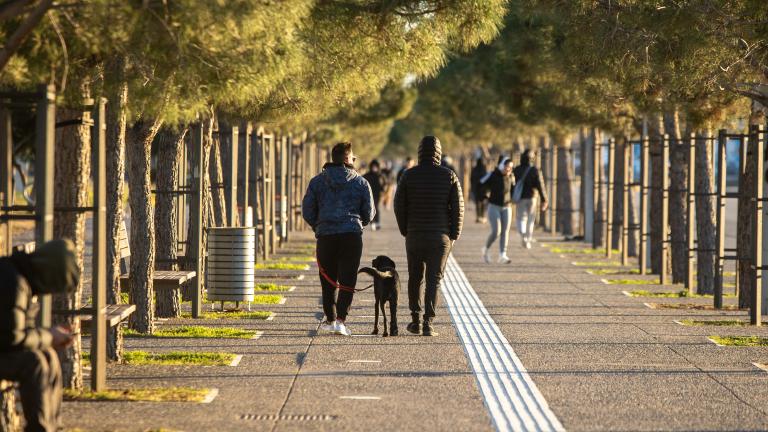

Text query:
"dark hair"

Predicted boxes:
[[369, 159, 380, 169], [331, 142, 352, 164], [521, 149, 535, 166]]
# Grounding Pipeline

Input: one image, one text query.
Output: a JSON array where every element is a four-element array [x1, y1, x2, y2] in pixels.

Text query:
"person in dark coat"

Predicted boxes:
[[513, 149, 548, 249], [0, 239, 80, 432], [363, 159, 385, 231], [479, 156, 515, 264], [394, 136, 464, 336], [470, 157, 489, 223], [302, 142, 375, 336], [396, 156, 414, 184]]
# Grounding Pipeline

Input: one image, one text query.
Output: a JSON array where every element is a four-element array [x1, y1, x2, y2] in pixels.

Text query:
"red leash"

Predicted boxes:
[[316, 258, 374, 292]]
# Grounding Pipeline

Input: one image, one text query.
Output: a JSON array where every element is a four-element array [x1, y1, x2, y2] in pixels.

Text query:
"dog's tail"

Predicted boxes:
[[358, 267, 393, 280]]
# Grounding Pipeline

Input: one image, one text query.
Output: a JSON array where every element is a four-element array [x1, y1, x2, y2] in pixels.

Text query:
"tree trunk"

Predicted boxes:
[[126, 119, 163, 334], [52, 94, 91, 390], [611, 137, 625, 250], [738, 104, 765, 308], [555, 135, 574, 236], [105, 76, 128, 361], [183, 117, 214, 298], [665, 110, 688, 284], [648, 113, 668, 275], [0, 382, 19, 432], [154, 127, 186, 318], [695, 129, 717, 295], [210, 118, 227, 228]]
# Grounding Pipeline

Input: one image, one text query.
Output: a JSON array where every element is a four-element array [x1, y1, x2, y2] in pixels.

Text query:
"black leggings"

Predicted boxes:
[[316, 232, 363, 321]]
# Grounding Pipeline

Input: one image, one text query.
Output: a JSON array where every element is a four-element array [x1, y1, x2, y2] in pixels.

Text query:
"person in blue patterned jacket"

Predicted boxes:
[[302, 142, 375, 336]]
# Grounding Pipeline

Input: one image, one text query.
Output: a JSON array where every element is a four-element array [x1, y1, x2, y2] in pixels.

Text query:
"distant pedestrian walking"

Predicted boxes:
[[470, 156, 489, 223], [302, 142, 375, 336], [0, 239, 80, 432], [513, 150, 548, 249], [479, 157, 515, 264], [394, 136, 464, 337], [363, 159, 385, 231]]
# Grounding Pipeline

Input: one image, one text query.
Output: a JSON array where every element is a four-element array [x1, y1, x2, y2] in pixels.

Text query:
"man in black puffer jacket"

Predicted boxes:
[[394, 136, 464, 336]]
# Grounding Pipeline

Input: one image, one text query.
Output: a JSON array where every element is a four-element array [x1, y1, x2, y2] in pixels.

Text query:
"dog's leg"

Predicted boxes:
[[372, 298, 379, 335], [381, 300, 388, 337], [389, 298, 398, 336]]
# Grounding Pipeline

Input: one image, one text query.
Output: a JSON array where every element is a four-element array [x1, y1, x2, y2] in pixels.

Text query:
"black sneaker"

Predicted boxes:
[[422, 322, 437, 337], [406, 321, 420, 334]]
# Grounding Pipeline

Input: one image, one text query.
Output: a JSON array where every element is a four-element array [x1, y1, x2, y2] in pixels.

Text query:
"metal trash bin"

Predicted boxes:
[[206, 227, 256, 305]]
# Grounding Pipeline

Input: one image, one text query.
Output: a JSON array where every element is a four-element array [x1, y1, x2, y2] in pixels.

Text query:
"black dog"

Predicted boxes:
[[358, 255, 400, 337]]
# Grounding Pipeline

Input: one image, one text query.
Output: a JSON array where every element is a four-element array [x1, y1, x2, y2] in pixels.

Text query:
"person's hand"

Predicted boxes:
[[51, 325, 74, 349], [541, 201, 549, 211]]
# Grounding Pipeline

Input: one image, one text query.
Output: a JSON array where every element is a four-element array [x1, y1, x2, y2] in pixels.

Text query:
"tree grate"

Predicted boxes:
[[240, 414, 337, 421]]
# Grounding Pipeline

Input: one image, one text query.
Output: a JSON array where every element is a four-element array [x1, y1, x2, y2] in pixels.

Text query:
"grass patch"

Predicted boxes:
[[605, 279, 658, 285], [627, 290, 736, 299], [709, 336, 768, 347], [182, 310, 272, 320], [678, 319, 747, 326], [255, 283, 292, 291], [253, 294, 284, 304], [124, 326, 256, 339], [123, 351, 235, 366], [550, 247, 618, 255], [723, 271, 737, 277], [255, 262, 309, 271], [271, 255, 314, 263], [573, 261, 622, 267], [587, 268, 640, 276], [647, 303, 742, 310], [64, 387, 212, 402]]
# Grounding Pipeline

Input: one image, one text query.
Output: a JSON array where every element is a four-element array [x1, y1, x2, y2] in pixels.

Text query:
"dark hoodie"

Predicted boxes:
[[0, 239, 79, 352], [513, 151, 548, 202], [302, 162, 375, 238], [393, 136, 464, 240]]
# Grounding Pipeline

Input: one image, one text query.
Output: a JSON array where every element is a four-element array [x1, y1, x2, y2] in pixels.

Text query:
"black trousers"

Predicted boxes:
[[406, 232, 452, 322], [0, 347, 62, 432], [475, 197, 487, 220], [316, 232, 363, 321]]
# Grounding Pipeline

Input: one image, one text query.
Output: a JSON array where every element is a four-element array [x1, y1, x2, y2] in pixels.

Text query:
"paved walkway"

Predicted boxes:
[[62, 207, 768, 431]]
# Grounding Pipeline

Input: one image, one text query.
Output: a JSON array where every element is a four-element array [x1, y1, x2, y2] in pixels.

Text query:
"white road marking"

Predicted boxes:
[[251, 331, 264, 340], [443, 254, 566, 432], [706, 337, 725, 347], [201, 388, 219, 403], [229, 355, 243, 367]]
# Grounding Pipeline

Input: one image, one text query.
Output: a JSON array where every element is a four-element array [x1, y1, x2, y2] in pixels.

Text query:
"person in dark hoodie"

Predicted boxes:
[[513, 149, 548, 249], [302, 142, 375, 336], [470, 156, 489, 223], [394, 136, 464, 336], [0, 239, 80, 432], [362, 159, 384, 231], [479, 156, 515, 264]]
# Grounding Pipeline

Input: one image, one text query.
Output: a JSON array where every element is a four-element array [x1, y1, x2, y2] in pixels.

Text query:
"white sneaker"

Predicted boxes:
[[525, 241, 532, 250], [481, 247, 490, 263], [334, 321, 352, 336], [319, 320, 336, 333], [498, 254, 511, 264]]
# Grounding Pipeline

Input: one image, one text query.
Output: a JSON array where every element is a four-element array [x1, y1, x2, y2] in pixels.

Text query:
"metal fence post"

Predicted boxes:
[[605, 138, 615, 258], [640, 135, 650, 275], [0, 107, 11, 255], [752, 125, 764, 326], [621, 139, 630, 265], [686, 133, 697, 295], [35, 84, 55, 327], [91, 97, 107, 391], [660, 134, 671, 285], [549, 143, 558, 235], [228, 126, 239, 227], [190, 123, 204, 318]]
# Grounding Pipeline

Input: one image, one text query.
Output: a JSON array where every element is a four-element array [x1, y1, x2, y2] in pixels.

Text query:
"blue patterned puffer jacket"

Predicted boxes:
[[302, 163, 375, 238]]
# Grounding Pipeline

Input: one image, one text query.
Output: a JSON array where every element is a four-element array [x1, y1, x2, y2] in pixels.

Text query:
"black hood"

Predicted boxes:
[[418, 136, 442, 166]]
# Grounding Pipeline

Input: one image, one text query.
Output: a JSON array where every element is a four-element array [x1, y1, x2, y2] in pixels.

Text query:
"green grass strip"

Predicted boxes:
[[124, 326, 256, 339], [648, 303, 741, 310], [709, 336, 768, 347], [587, 268, 640, 276], [122, 351, 235, 365], [572, 261, 622, 267], [627, 290, 736, 298], [65, 387, 213, 402], [271, 255, 314, 263], [605, 279, 658, 285], [181, 310, 272, 320], [255, 262, 309, 270], [255, 283, 292, 291], [678, 319, 747, 326], [253, 294, 284, 304]]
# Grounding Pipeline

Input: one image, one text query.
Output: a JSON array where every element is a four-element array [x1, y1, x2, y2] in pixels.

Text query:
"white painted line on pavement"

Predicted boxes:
[[339, 396, 381, 400], [266, 313, 276, 321], [251, 331, 264, 340], [229, 355, 243, 367], [706, 337, 725, 347], [752, 362, 768, 373], [443, 254, 566, 432], [201, 388, 219, 403]]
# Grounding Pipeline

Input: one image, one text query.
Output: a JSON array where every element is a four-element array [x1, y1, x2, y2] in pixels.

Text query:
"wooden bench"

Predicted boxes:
[[117, 220, 196, 292], [15, 241, 137, 328]]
